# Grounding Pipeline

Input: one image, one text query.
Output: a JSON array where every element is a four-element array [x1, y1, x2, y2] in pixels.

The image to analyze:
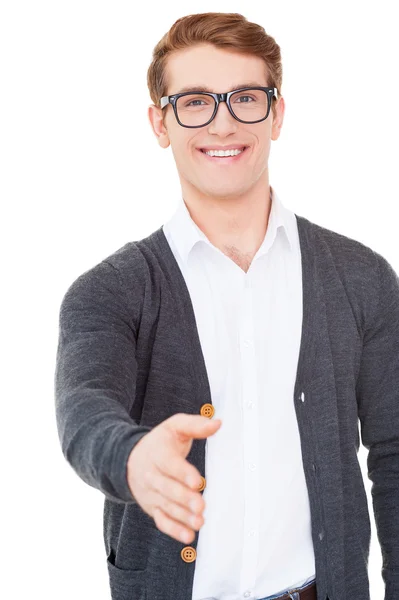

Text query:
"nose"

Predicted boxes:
[[208, 99, 238, 133]]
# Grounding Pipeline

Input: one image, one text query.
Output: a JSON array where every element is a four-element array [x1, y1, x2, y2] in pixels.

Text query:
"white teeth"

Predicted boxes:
[[204, 148, 245, 157]]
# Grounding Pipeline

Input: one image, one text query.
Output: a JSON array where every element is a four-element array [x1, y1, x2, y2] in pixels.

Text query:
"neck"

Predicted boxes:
[[180, 175, 272, 270]]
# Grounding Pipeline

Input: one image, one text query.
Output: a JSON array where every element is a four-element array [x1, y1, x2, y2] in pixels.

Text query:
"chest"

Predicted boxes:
[[182, 242, 303, 406]]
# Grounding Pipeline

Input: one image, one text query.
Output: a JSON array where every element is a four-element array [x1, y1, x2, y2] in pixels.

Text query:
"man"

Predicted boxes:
[[55, 12, 399, 600]]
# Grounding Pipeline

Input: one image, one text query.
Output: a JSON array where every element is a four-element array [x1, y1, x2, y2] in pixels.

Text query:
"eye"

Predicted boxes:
[[186, 99, 206, 107], [235, 95, 255, 103]]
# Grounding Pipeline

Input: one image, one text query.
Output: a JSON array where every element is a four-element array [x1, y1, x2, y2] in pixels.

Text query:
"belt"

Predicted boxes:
[[268, 579, 317, 600]]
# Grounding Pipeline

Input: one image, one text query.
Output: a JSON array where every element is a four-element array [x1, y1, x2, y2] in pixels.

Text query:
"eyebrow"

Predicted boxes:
[[174, 82, 265, 94]]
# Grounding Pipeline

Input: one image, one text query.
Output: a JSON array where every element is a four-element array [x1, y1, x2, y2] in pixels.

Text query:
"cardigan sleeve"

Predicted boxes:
[[356, 250, 399, 599], [54, 259, 153, 504]]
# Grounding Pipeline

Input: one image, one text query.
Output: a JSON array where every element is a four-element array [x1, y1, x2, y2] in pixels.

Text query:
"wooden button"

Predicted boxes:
[[200, 403, 214, 418], [181, 546, 196, 563], [198, 476, 206, 492]]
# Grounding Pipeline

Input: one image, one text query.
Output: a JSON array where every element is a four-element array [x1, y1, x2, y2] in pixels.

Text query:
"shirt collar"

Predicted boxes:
[[163, 186, 295, 266]]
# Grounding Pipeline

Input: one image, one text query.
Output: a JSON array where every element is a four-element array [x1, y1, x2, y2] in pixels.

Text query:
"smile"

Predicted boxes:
[[198, 146, 249, 163]]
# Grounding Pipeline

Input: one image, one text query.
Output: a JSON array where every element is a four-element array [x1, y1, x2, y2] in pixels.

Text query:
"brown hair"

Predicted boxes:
[[147, 12, 283, 122]]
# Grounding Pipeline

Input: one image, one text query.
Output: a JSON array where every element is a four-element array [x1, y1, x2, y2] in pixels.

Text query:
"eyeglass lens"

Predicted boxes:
[[175, 89, 269, 127]]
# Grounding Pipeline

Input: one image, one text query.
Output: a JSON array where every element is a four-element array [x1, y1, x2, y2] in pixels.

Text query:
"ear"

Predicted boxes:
[[148, 104, 170, 149], [271, 95, 285, 141]]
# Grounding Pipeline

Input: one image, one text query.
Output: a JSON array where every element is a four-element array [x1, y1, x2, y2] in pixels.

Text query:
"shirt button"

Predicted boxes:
[[248, 529, 255, 537], [300, 392, 305, 402], [248, 463, 256, 471], [247, 401, 254, 409], [244, 592, 251, 598], [319, 531, 324, 541], [243, 339, 251, 347]]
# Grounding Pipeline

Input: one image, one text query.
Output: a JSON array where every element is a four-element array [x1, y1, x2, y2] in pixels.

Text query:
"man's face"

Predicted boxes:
[[148, 43, 285, 201]]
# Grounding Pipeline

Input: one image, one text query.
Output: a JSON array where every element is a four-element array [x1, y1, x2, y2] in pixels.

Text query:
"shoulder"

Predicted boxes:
[[296, 214, 397, 286], [298, 215, 399, 331], [298, 214, 378, 269], [59, 239, 155, 327], [308, 217, 398, 283]]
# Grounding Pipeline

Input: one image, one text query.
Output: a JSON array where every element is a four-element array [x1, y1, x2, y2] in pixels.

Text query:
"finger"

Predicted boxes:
[[149, 466, 204, 516], [153, 506, 197, 545], [171, 413, 222, 440], [153, 491, 204, 534], [156, 451, 203, 491]]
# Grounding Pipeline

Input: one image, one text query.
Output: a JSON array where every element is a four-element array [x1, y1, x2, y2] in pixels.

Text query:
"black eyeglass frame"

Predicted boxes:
[[160, 86, 278, 128]]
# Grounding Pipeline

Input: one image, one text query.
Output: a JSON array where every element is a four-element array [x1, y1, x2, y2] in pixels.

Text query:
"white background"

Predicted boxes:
[[1, 1, 398, 599]]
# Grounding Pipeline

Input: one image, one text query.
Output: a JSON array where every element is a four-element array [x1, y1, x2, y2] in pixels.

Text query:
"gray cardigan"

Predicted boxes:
[[54, 213, 399, 600]]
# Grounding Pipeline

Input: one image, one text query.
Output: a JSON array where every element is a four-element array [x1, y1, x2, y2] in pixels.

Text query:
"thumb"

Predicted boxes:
[[172, 413, 222, 439]]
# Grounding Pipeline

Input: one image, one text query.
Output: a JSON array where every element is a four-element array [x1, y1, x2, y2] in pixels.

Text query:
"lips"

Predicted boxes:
[[197, 146, 249, 163], [199, 145, 247, 153]]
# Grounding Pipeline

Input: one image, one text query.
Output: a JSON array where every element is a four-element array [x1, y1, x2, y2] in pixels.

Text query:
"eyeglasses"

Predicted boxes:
[[160, 86, 278, 128]]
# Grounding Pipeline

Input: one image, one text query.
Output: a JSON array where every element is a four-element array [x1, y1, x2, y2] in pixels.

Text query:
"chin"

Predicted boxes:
[[200, 183, 249, 198]]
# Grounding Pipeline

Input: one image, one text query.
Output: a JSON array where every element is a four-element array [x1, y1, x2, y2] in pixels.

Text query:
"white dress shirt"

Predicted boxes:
[[162, 186, 316, 600]]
